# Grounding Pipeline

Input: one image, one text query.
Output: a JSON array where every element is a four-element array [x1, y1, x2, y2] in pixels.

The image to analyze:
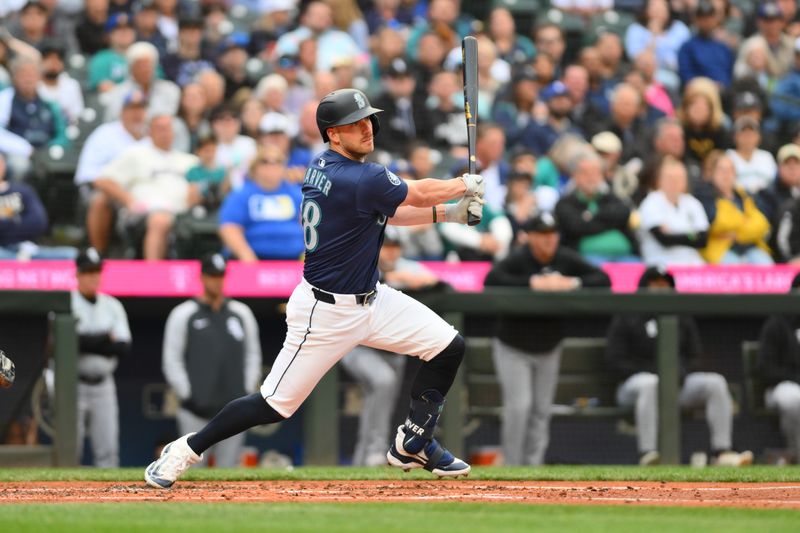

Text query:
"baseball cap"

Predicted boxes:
[[507, 170, 533, 183], [638, 266, 675, 288], [179, 15, 205, 30], [512, 66, 538, 85], [201, 253, 227, 276], [122, 90, 148, 108], [757, 2, 782, 19], [259, 112, 291, 135], [134, 0, 157, 13], [778, 143, 800, 164], [734, 91, 762, 111], [38, 39, 65, 59], [76, 247, 104, 273], [217, 34, 249, 55], [260, 0, 297, 13], [695, 0, 716, 17], [210, 105, 238, 122], [277, 54, 300, 69], [386, 57, 412, 78], [733, 116, 760, 133], [105, 12, 133, 33], [522, 212, 559, 233], [591, 131, 622, 154], [541, 81, 569, 102]]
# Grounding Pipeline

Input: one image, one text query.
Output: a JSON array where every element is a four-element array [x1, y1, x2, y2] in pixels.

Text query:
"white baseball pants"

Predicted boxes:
[[260, 278, 457, 417], [765, 381, 800, 460]]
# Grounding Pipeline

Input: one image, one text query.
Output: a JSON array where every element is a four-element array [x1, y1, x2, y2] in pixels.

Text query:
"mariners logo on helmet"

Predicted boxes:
[[316, 88, 383, 143]]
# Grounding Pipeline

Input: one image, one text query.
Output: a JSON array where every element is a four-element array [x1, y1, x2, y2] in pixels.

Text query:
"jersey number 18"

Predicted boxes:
[[302, 200, 322, 252]]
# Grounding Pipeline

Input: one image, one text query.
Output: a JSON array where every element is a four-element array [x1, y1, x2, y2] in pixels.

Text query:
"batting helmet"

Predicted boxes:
[[316, 89, 382, 143]]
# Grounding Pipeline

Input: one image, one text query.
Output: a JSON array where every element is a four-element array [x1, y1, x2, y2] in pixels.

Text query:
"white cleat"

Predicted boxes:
[[144, 433, 203, 489]]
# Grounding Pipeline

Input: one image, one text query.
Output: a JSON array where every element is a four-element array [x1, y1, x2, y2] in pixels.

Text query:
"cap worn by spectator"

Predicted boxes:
[[734, 91, 762, 112], [523, 212, 559, 233], [210, 105, 238, 122], [179, 16, 205, 30], [134, 0, 157, 14], [733, 116, 760, 133], [512, 66, 538, 85], [261, 0, 297, 13], [277, 54, 300, 69], [541, 81, 569, 102], [259, 111, 291, 135], [21, 1, 47, 14], [639, 266, 676, 288], [508, 170, 533, 183], [217, 34, 249, 56], [76, 248, 104, 273], [757, 2, 783, 20], [123, 90, 148, 108], [201, 253, 227, 276], [386, 57, 412, 78], [591, 131, 622, 154], [105, 12, 133, 33], [695, 0, 716, 17], [778, 143, 800, 164], [39, 40, 65, 59]]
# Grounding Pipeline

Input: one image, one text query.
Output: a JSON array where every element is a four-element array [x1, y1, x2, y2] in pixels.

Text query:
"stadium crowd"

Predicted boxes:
[[2, 0, 800, 266]]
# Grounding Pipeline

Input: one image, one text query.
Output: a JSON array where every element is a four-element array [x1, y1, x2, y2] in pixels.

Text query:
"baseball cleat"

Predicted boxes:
[[144, 433, 202, 489], [386, 425, 471, 478]]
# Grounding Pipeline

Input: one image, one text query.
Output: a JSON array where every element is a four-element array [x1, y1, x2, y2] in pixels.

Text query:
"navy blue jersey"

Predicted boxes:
[[302, 150, 408, 293]]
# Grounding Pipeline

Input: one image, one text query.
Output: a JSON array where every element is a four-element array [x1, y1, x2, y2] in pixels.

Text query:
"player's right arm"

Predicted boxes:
[[399, 174, 484, 208]]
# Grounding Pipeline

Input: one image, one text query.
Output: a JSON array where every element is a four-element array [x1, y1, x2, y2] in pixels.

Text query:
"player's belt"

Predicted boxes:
[[312, 287, 378, 306]]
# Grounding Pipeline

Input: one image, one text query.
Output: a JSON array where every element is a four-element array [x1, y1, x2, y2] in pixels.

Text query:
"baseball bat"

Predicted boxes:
[[462, 36, 481, 226]]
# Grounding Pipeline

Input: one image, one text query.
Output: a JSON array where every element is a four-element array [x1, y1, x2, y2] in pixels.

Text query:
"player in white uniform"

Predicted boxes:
[[72, 248, 132, 467], [145, 88, 484, 488]]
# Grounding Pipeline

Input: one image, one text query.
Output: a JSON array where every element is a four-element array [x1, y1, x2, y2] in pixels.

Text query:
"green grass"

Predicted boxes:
[[4, 503, 800, 533], [2, 465, 800, 483]]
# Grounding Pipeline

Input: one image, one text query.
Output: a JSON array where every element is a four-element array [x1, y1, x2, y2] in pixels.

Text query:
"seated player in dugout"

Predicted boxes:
[[145, 88, 485, 488], [606, 267, 753, 466]]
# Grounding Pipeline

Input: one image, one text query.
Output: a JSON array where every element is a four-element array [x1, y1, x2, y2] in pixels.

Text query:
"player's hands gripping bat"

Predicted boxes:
[[462, 35, 482, 226], [445, 194, 485, 225]]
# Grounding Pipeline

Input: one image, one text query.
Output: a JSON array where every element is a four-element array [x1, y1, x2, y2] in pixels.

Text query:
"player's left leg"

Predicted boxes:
[[361, 284, 470, 477]]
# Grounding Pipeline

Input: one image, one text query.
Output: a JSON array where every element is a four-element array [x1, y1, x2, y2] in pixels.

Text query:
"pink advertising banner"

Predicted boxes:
[[0, 260, 798, 296]]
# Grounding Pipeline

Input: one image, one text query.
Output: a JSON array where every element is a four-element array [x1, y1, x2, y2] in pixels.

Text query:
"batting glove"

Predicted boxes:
[[459, 173, 485, 198], [445, 195, 484, 224]]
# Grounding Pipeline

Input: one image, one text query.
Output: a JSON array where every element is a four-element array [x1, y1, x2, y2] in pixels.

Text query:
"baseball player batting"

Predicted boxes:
[[145, 88, 484, 488]]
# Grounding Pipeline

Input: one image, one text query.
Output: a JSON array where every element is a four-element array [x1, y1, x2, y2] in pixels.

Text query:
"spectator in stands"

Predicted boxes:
[[272, 53, 313, 117], [254, 73, 294, 124], [533, 23, 567, 76], [734, 36, 780, 93], [492, 66, 540, 151], [504, 171, 538, 240], [173, 83, 211, 153], [292, 100, 326, 167], [88, 12, 136, 92], [10, 1, 51, 50], [696, 151, 773, 265], [637, 118, 690, 202], [0, 150, 72, 258], [769, 37, 800, 139], [471, 124, 509, 212], [726, 117, 777, 194], [519, 81, 583, 157], [563, 64, 607, 137], [103, 41, 180, 122], [592, 131, 638, 203], [0, 54, 68, 169], [91, 114, 199, 260], [218, 145, 304, 261], [551, 0, 612, 19], [638, 156, 709, 266], [485, 212, 611, 465], [406, 0, 469, 62], [339, 228, 441, 466], [75, 0, 110, 56], [414, 31, 448, 93], [555, 150, 638, 264], [424, 70, 467, 150], [186, 135, 227, 212], [274, 1, 360, 72], [210, 105, 257, 190], [629, 50, 675, 118], [606, 266, 754, 466], [678, 77, 730, 169], [732, 90, 779, 154], [595, 83, 651, 164], [37, 41, 83, 125], [161, 15, 214, 87], [757, 274, 800, 463], [257, 111, 305, 183], [248, 1, 297, 55], [215, 35, 252, 101], [738, 2, 794, 80], [239, 97, 264, 140], [162, 252, 262, 468], [364, 0, 415, 35], [487, 6, 535, 66], [195, 69, 225, 109], [624, 0, 691, 93], [153, 0, 180, 51], [758, 144, 800, 246], [77, 91, 148, 253], [677, 0, 735, 88], [372, 57, 428, 157], [596, 32, 629, 87], [133, 0, 168, 58], [325, 0, 369, 53]]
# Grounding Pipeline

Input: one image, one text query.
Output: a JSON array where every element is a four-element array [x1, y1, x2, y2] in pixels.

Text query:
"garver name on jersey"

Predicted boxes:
[[303, 168, 332, 196]]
